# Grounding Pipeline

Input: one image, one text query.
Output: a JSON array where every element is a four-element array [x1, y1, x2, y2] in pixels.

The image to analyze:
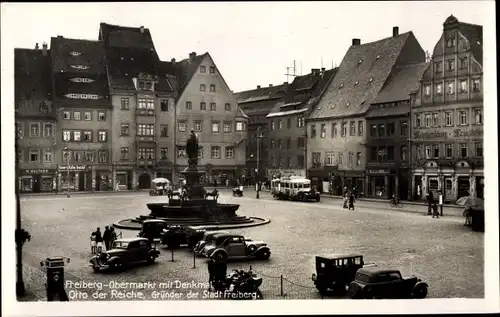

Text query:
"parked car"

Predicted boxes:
[[89, 237, 160, 272], [137, 219, 169, 242], [311, 254, 366, 295], [161, 225, 205, 249], [347, 267, 428, 299], [202, 233, 270, 262], [194, 230, 230, 255]]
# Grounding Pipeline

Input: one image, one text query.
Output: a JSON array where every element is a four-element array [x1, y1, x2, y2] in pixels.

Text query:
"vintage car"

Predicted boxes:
[[202, 233, 271, 262], [311, 254, 366, 294], [137, 219, 170, 242], [160, 225, 205, 249], [193, 230, 230, 255], [89, 237, 160, 272], [271, 176, 320, 202], [347, 267, 428, 299]]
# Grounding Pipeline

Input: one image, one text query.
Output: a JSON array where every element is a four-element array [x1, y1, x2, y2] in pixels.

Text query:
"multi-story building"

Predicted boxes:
[[234, 84, 285, 184], [50, 36, 113, 191], [174, 52, 248, 185], [266, 68, 337, 180], [410, 16, 483, 202], [365, 62, 428, 199], [15, 43, 58, 193], [307, 27, 425, 195], [99, 23, 177, 189]]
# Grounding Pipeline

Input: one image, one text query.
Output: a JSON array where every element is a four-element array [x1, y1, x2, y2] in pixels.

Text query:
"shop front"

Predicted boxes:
[[19, 168, 57, 193], [58, 164, 87, 192], [340, 171, 365, 196], [95, 168, 112, 191], [307, 166, 339, 194], [114, 161, 135, 191]]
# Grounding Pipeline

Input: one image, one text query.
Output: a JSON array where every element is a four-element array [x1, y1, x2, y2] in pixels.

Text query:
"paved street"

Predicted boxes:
[[19, 191, 483, 300]]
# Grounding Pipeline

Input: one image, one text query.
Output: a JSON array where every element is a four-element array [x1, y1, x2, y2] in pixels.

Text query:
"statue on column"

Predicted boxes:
[[186, 130, 199, 167]]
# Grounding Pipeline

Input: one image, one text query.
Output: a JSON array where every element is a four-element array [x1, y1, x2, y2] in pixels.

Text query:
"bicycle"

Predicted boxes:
[[389, 199, 403, 208]]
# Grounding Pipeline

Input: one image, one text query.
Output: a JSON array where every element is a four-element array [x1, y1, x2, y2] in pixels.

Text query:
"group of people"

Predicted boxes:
[[90, 226, 118, 254], [426, 190, 442, 219], [342, 187, 356, 210]]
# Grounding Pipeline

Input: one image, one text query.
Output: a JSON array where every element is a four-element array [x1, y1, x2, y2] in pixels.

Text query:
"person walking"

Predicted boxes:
[[94, 227, 103, 253], [90, 229, 97, 254], [103, 226, 111, 251], [427, 191, 434, 215], [432, 202, 440, 218], [348, 192, 355, 210]]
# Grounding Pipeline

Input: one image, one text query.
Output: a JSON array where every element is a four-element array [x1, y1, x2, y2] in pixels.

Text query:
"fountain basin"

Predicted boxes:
[[147, 202, 239, 218]]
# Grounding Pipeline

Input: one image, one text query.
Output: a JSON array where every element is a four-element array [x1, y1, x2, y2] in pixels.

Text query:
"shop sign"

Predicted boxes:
[[58, 164, 86, 171], [24, 169, 50, 174], [413, 131, 447, 139], [114, 161, 135, 165], [367, 169, 389, 174], [454, 128, 483, 137]]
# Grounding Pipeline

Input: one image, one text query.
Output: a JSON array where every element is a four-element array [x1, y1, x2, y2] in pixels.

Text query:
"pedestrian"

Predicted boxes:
[[343, 193, 349, 209], [94, 227, 103, 253], [432, 203, 439, 218], [348, 192, 355, 210], [427, 191, 434, 215], [343, 186, 348, 196], [103, 226, 111, 250], [90, 230, 97, 254], [110, 227, 118, 248]]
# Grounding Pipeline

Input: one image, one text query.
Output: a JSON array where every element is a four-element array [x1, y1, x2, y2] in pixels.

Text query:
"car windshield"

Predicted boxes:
[[112, 241, 129, 249], [355, 272, 373, 283]]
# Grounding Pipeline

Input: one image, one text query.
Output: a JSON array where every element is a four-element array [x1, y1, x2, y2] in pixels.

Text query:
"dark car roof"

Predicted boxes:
[[214, 233, 239, 239], [115, 237, 149, 243], [316, 254, 363, 260], [206, 231, 229, 237], [357, 267, 399, 275]]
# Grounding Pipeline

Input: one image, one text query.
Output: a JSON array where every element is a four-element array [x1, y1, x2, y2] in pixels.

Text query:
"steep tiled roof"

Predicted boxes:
[[372, 62, 429, 104], [174, 53, 207, 95], [309, 32, 414, 120], [459, 23, 483, 65], [365, 103, 410, 119], [99, 22, 156, 51], [15, 48, 53, 111], [234, 84, 286, 104], [267, 68, 337, 118]]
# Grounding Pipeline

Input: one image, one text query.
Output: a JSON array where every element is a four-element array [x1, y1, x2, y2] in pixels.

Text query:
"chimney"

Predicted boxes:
[[189, 52, 196, 61], [35, 43, 39, 50], [269, 84, 273, 87], [57, 35, 63, 38], [352, 38, 361, 46], [311, 68, 320, 75], [321, 67, 326, 72], [171, 58, 176, 63], [257, 85, 261, 89], [140, 26, 144, 34], [42, 42, 48, 56], [393, 26, 399, 37]]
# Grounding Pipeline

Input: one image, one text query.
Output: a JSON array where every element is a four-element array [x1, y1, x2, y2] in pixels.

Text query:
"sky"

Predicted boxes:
[[1, 1, 494, 93]]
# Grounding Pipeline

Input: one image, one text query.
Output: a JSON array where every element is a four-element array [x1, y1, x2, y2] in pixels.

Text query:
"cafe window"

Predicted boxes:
[[432, 113, 439, 127], [30, 123, 40, 137], [44, 149, 52, 163], [425, 145, 432, 159], [459, 110, 468, 125], [350, 121, 356, 136], [433, 145, 440, 158], [401, 146, 408, 161], [400, 121, 408, 136], [378, 124, 385, 137], [120, 147, 129, 160], [473, 108, 483, 124], [476, 142, 483, 157], [387, 122, 394, 136], [341, 122, 347, 137], [358, 121, 363, 136], [30, 149, 40, 163], [98, 150, 109, 163], [331, 123, 337, 137], [460, 143, 468, 157], [320, 124, 326, 138], [370, 124, 377, 137], [445, 144, 453, 158], [445, 112, 453, 126]]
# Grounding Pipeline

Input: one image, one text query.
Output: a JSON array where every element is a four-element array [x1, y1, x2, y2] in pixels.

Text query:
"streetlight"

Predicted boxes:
[[255, 127, 265, 199], [63, 146, 70, 197]]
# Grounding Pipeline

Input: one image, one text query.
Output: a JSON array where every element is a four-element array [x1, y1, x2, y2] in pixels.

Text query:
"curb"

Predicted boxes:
[[113, 216, 271, 231]]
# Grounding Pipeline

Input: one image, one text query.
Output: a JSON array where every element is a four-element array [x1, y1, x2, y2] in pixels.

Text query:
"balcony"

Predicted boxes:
[[135, 135, 156, 143], [135, 108, 155, 116]]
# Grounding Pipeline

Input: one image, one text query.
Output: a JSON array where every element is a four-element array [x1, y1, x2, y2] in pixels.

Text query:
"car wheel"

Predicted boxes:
[[259, 250, 271, 260], [92, 266, 99, 273], [302, 194, 307, 202], [316, 195, 320, 202], [248, 245, 257, 253], [111, 260, 122, 271], [146, 255, 155, 265], [413, 283, 428, 299], [213, 252, 227, 262]]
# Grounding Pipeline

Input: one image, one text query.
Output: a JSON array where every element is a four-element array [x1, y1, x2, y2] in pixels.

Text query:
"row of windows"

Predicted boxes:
[[62, 110, 106, 121], [370, 121, 408, 137], [62, 150, 109, 163], [311, 120, 365, 139], [121, 98, 169, 111], [423, 78, 481, 96], [415, 142, 483, 159], [62, 130, 108, 142], [64, 93, 101, 100], [17, 148, 53, 164], [269, 155, 305, 169], [199, 84, 217, 93], [177, 120, 246, 133], [199, 65, 216, 74], [368, 146, 408, 162], [415, 108, 482, 128], [119, 145, 236, 161], [185, 101, 232, 112], [177, 145, 234, 159], [434, 57, 471, 73], [16, 122, 53, 138], [270, 116, 305, 130], [269, 137, 305, 150], [311, 151, 362, 167]]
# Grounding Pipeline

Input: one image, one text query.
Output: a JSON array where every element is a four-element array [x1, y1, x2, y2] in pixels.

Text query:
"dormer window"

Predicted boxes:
[[139, 81, 145, 89], [70, 77, 95, 83], [145, 82, 152, 90], [346, 102, 351, 107], [369, 78, 373, 82], [339, 84, 344, 88], [131, 57, 134, 61], [69, 51, 82, 56], [358, 59, 363, 64], [476, 41, 481, 46], [355, 81, 359, 85], [376, 55, 380, 59], [121, 57, 124, 60], [70, 65, 90, 70]]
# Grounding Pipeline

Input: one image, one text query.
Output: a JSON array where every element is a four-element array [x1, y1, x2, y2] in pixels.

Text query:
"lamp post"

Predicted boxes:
[[255, 126, 265, 199], [15, 121, 25, 297], [408, 91, 417, 201], [63, 146, 70, 196]]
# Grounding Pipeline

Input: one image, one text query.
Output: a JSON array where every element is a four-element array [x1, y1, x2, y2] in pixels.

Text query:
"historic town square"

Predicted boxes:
[[4, 2, 496, 313]]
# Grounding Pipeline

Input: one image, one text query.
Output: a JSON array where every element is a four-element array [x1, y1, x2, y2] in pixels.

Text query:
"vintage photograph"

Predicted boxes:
[[2, 1, 498, 316]]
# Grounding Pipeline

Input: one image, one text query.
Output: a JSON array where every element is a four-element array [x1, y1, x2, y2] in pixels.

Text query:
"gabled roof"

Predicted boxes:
[[234, 84, 286, 104], [15, 48, 53, 107], [267, 68, 338, 118], [309, 32, 416, 120], [99, 22, 157, 51], [372, 62, 429, 104], [458, 23, 483, 65], [174, 53, 207, 94]]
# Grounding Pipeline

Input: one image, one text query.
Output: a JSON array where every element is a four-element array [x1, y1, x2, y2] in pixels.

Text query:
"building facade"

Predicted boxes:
[[99, 23, 177, 189], [266, 68, 337, 181], [234, 84, 285, 184], [174, 52, 248, 186], [307, 27, 425, 196], [51, 36, 113, 191], [365, 62, 428, 200], [15, 43, 58, 193], [410, 16, 483, 202]]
